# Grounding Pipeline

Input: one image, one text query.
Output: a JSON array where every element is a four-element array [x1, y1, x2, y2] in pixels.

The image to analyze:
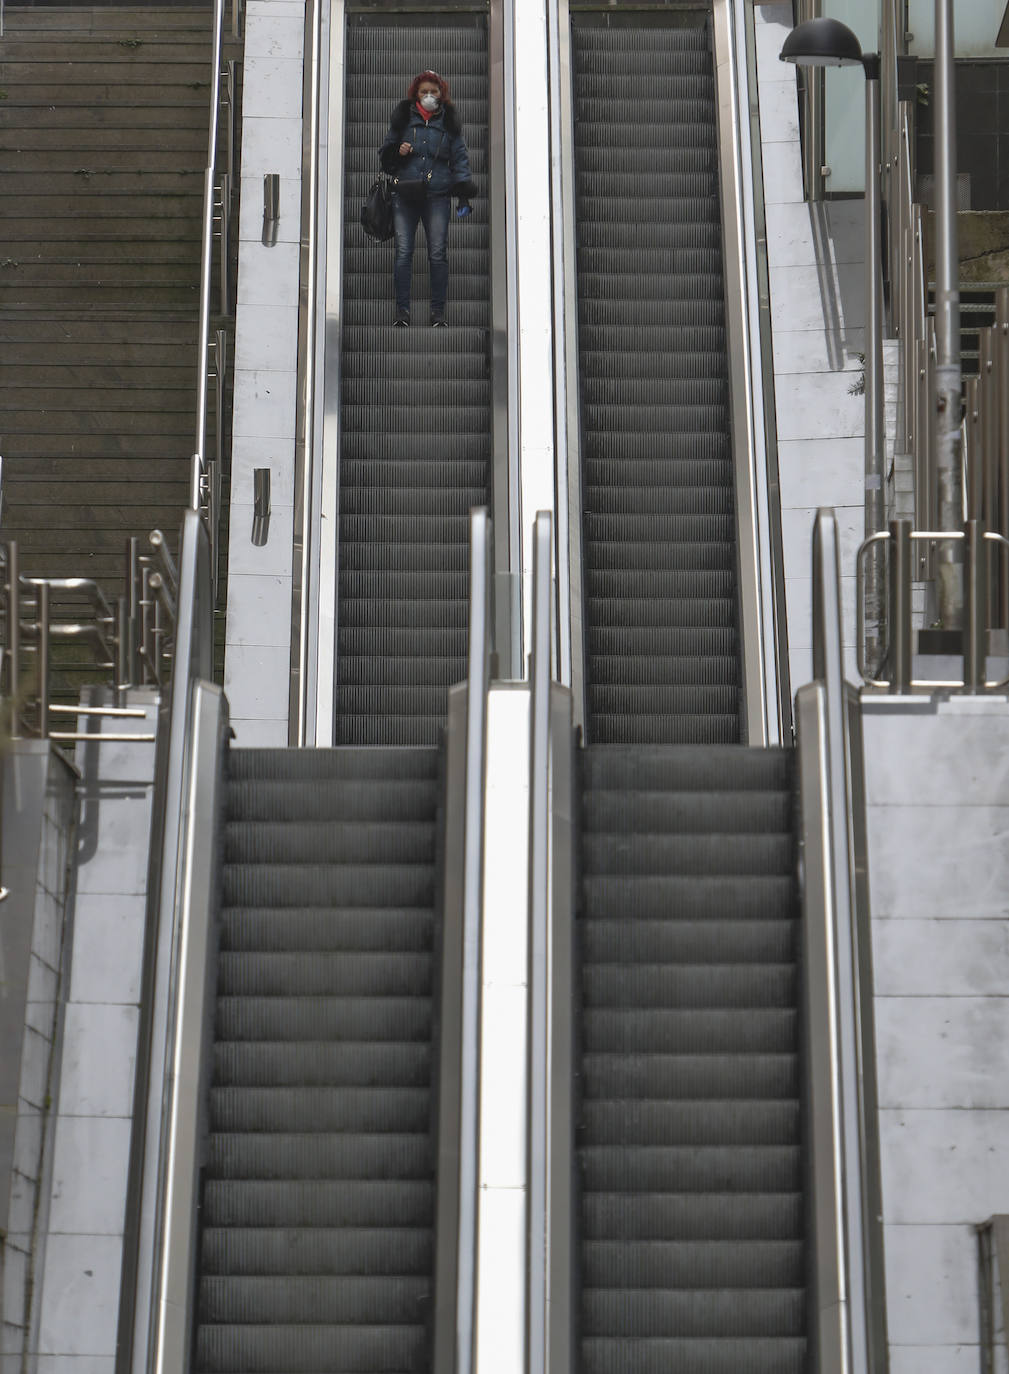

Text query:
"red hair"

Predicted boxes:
[[407, 70, 451, 105]]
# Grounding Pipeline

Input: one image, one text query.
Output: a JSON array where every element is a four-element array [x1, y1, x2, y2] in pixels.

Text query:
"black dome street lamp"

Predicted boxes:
[[779, 16, 866, 68]]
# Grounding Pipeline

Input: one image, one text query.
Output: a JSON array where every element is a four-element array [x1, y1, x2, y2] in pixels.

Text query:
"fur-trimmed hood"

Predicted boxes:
[[387, 97, 463, 138]]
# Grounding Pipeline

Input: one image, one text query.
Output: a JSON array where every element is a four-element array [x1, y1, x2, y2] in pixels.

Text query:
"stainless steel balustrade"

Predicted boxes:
[[434, 508, 492, 1374], [795, 508, 886, 1374], [525, 508, 576, 1374], [117, 508, 219, 1374]]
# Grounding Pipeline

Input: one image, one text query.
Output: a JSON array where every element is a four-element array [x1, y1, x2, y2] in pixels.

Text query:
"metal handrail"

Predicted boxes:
[[191, 0, 234, 597], [796, 508, 886, 1374], [526, 510, 551, 1374], [0, 538, 172, 741], [117, 507, 216, 1374], [525, 507, 578, 1374]]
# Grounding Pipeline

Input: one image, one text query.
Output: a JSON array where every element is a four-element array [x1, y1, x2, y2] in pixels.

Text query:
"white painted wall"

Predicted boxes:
[[225, 0, 306, 746], [863, 693, 1009, 1374], [755, 2, 866, 692]]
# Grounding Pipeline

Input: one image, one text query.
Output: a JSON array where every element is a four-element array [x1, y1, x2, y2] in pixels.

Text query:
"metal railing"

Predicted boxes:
[[433, 507, 492, 1374], [1, 533, 178, 743], [857, 518, 1009, 692], [525, 508, 576, 1374], [191, 0, 238, 598], [116, 508, 218, 1374], [795, 508, 887, 1374]]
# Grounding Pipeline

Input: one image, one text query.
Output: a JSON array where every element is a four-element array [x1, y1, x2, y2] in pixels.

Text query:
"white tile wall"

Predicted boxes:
[[224, 0, 306, 734]]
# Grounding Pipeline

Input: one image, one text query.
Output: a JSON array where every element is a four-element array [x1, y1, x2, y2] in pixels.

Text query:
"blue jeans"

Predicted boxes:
[[392, 192, 450, 315]]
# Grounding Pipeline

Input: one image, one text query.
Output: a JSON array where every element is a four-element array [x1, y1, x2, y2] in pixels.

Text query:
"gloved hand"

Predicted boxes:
[[457, 199, 472, 218]]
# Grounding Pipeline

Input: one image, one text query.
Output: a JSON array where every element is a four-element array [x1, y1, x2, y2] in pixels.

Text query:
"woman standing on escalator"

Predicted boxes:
[[379, 70, 476, 327]]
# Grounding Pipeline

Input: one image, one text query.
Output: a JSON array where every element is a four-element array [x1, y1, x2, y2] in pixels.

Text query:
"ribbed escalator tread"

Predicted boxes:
[[574, 18, 740, 744], [576, 742, 806, 1370], [195, 746, 440, 1374], [337, 19, 490, 744]]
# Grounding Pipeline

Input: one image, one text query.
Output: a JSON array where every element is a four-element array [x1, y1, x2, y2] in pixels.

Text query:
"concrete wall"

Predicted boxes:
[[863, 693, 1009, 1374], [1, 744, 77, 1368], [17, 695, 160, 1374]]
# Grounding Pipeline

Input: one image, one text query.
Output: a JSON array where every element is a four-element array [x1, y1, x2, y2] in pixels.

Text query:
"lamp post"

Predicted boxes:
[[932, 0, 962, 628], [781, 18, 885, 673]]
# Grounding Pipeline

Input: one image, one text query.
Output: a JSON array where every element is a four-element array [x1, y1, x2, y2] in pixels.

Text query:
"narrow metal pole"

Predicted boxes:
[[933, 0, 962, 625], [863, 62, 886, 675], [7, 542, 20, 732], [890, 519, 913, 692], [38, 583, 50, 740], [963, 520, 986, 692]]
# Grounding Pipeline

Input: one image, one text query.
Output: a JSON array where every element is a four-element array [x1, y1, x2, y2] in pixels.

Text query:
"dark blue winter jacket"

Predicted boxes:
[[379, 99, 476, 200]]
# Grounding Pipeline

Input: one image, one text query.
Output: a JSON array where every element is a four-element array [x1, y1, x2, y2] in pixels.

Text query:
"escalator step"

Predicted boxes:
[[582, 964, 795, 1008], [583, 919, 795, 963], [222, 865, 435, 910], [227, 780, 439, 823], [216, 951, 431, 997], [209, 1085, 431, 1134], [582, 1052, 799, 1100], [581, 1288, 804, 1338], [202, 1179, 433, 1228], [198, 1275, 432, 1326], [584, 789, 792, 833], [581, 1336, 806, 1374], [200, 1225, 433, 1277], [581, 1146, 801, 1194], [226, 747, 438, 782], [212, 1041, 431, 1088], [215, 996, 432, 1043], [206, 1132, 431, 1180], [224, 820, 436, 865], [582, 833, 792, 875], [219, 907, 433, 951], [582, 1190, 803, 1238], [195, 1322, 427, 1374], [583, 1007, 797, 1055]]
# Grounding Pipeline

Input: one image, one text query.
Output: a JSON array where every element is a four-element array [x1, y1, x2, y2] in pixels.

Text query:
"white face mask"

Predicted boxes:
[[419, 92, 440, 112]]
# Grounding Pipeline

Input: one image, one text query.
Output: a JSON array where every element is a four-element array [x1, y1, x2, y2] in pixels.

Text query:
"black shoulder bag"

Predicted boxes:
[[361, 173, 394, 243]]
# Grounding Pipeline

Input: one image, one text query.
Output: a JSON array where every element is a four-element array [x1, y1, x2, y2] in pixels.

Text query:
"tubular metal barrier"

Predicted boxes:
[[434, 508, 492, 1374], [0, 532, 177, 743], [796, 509, 887, 1374], [856, 520, 1009, 691]]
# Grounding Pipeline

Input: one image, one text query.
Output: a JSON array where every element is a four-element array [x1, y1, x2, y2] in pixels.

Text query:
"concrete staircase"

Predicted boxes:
[[0, 5, 233, 611]]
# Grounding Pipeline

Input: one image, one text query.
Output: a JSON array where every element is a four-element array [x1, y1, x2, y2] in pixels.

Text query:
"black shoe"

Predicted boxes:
[[431, 313, 447, 327], [393, 310, 410, 327]]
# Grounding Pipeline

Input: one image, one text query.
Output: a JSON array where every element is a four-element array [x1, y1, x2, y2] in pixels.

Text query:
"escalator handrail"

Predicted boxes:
[[435, 507, 492, 1374], [796, 508, 886, 1374], [527, 510, 552, 1373], [117, 508, 217, 1374]]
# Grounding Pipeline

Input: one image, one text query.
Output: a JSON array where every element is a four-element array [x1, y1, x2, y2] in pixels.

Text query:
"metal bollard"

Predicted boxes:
[[889, 519, 914, 693], [963, 520, 987, 694]]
